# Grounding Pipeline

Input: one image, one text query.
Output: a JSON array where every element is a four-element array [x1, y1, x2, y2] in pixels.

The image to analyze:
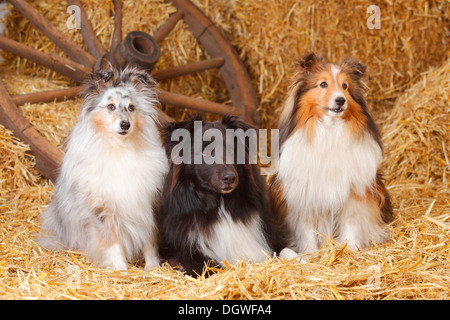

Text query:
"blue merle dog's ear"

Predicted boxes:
[[84, 64, 117, 96], [81, 65, 118, 113], [135, 70, 156, 87], [118, 66, 157, 88], [96, 69, 114, 82]]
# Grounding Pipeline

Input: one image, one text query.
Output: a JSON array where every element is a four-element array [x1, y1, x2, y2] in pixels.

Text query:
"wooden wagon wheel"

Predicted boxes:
[[0, 0, 259, 182]]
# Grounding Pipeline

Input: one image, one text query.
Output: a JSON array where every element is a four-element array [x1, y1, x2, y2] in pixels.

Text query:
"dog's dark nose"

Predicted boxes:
[[335, 96, 346, 107], [120, 120, 130, 131], [222, 172, 236, 185]]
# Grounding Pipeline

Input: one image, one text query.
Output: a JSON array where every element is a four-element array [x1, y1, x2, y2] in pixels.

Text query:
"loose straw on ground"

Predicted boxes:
[[0, 0, 448, 299]]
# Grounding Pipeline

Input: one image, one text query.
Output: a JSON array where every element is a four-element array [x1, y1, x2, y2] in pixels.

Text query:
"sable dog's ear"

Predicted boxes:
[[295, 52, 323, 73], [288, 52, 325, 96], [341, 57, 367, 81], [341, 57, 369, 96]]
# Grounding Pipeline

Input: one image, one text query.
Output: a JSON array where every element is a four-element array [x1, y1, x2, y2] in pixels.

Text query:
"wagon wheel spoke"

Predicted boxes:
[[158, 90, 241, 117], [153, 10, 184, 43], [0, 79, 63, 181], [11, 87, 83, 106], [66, 0, 106, 58], [8, 0, 96, 68], [152, 57, 224, 81], [0, 36, 91, 83], [111, 0, 123, 52]]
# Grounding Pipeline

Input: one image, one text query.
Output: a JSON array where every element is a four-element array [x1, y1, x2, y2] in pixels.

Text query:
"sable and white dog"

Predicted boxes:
[[271, 52, 393, 259], [39, 66, 168, 270]]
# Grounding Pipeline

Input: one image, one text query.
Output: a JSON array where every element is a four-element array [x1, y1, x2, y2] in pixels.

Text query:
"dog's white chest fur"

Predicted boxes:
[[79, 145, 166, 213], [194, 200, 271, 264], [278, 118, 381, 217], [80, 142, 167, 233]]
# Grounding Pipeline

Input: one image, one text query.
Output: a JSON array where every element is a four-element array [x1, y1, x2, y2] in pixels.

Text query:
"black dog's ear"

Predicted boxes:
[[221, 114, 254, 131], [161, 118, 199, 158], [191, 112, 203, 122], [161, 121, 183, 153], [221, 114, 257, 163]]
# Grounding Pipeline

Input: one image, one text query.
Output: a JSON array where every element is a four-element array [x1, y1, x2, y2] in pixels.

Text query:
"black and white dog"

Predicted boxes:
[[159, 115, 275, 276]]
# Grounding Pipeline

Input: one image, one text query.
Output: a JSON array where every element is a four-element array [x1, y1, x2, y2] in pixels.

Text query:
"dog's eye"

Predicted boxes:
[[107, 104, 116, 111], [320, 81, 328, 88], [342, 83, 348, 90], [128, 105, 135, 112]]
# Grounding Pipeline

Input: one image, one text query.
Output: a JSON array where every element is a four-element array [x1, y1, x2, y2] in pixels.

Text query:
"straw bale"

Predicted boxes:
[[0, 0, 449, 300], [382, 59, 449, 186]]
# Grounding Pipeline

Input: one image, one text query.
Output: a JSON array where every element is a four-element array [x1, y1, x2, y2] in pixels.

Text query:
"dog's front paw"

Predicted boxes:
[[279, 248, 311, 263], [144, 256, 160, 271], [101, 243, 128, 270], [109, 260, 129, 271], [279, 247, 299, 260]]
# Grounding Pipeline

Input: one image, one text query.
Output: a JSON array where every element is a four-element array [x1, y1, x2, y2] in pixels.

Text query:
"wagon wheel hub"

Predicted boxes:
[[111, 31, 161, 71]]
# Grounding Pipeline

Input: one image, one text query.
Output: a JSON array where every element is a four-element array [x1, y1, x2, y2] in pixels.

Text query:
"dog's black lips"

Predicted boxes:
[[322, 106, 343, 113], [119, 131, 128, 135], [219, 186, 236, 194]]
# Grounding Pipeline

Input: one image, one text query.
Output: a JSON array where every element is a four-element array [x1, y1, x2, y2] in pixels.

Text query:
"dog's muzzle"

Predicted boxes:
[[119, 120, 131, 135], [323, 96, 347, 114]]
